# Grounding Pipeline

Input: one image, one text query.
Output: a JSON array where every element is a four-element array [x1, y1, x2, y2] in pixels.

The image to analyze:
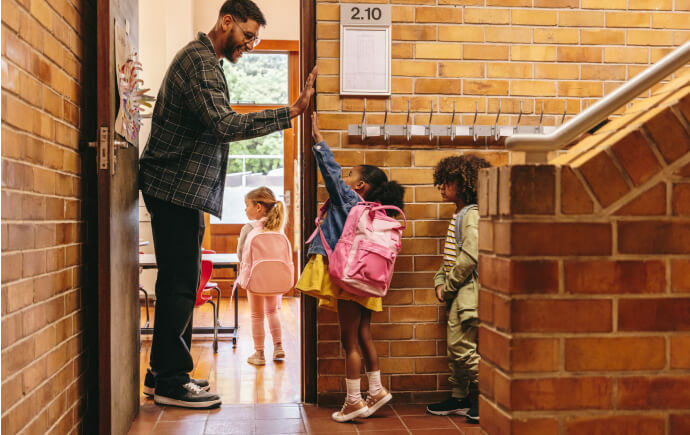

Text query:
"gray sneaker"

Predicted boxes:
[[154, 382, 221, 409]]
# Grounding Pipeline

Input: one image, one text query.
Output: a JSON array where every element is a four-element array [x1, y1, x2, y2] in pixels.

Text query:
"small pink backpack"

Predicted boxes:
[[235, 221, 295, 296], [310, 201, 406, 298]]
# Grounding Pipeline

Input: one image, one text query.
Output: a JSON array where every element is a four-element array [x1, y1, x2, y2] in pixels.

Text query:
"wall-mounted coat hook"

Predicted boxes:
[[514, 101, 523, 134], [427, 101, 434, 141], [405, 100, 411, 141], [382, 99, 389, 144], [538, 101, 544, 132], [472, 101, 479, 142], [493, 100, 502, 141], [360, 97, 367, 142], [561, 100, 568, 125], [450, 101, 456, 142]]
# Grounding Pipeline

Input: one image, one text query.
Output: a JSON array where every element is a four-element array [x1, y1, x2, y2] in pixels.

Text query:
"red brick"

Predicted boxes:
[[510, 377, 613, 410], [479, 325, 510, 370], [478, 396, 511, 435], [618, 221, 690, 255], [618, 376, 690, 409], [478, 359, 494, 399], [672, 259, 690, 292], [615, 182, 667, 215], [512, 299, 612, 333], [673, 183, 690, 215], [643, 106, 690, 164], [414, 323, 445, 339], [511, 338, 560, 373], [512, 418, 560, 435], [499, 166, 555, 215], [619, 297, 690, 331], [671, 336, 690, 368], [371, 324, 413, 340], [671, 414, 690, 435], [391, 375, 436, 391], [564, 260, 665, 294], [498, 222, 612, 256], [478, 220, 494, 253], [478, 289, 494, 325], [561, 166, 594, 215], [492, 293, 511, 333], [479, 256, 559, 294], [610, 130, 662, 186], [565, 337, 666, 371], [566, 416, 665, 435], [390, 306, 438, 322], [390, 272, 436, 289], [576, 151, 630, 207]]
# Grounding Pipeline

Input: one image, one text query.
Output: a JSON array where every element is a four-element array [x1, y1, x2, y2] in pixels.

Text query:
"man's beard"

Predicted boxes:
[[224, 40, 243, 64]]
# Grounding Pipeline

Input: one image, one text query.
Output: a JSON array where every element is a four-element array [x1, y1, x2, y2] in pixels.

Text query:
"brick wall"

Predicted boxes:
[[477, 74, 690, 433], [314, 0, 690, 405], [2, 0, 90, 433]]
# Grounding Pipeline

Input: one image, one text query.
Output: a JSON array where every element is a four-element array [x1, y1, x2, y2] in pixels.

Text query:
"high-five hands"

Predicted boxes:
[[289, 66, 318, 118]]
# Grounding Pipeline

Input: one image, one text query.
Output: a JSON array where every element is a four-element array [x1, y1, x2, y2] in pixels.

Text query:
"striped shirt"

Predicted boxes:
[[443, 213, 458, 274]]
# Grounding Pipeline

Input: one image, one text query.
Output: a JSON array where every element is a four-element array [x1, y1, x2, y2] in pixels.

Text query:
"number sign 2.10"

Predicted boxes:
[[340, 3, 392, 96]]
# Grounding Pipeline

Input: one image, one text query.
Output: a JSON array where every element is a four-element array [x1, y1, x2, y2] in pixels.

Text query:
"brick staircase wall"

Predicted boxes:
[[477, 78, 690, 434], [2, 0, 92, 433], [314, 0, 690, 405]]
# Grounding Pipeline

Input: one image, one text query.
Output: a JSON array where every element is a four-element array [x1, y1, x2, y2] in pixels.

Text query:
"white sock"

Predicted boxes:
[[345, 378, 362, 404], [366, 370, 382, 396]]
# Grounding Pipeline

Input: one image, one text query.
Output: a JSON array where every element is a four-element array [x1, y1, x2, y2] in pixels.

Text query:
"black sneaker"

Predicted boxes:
[[466, 404, 479, 423], [154, 382, 222, 409], [143, 369, 210, 397], [426, 396, 474, 416]]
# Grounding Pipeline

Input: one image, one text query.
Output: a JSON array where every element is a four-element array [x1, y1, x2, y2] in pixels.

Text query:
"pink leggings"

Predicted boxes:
[[247, 293, 282, 351]]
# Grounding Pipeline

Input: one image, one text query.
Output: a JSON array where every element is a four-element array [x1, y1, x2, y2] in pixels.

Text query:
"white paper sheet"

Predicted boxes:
[[342, 27, 388, 94]]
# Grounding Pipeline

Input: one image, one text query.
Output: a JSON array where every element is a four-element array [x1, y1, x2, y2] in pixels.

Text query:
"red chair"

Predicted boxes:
[[196, 259, 221, 352]]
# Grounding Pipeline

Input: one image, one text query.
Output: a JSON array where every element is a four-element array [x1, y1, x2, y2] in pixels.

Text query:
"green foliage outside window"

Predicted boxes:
[[223, 53, 288, 175]]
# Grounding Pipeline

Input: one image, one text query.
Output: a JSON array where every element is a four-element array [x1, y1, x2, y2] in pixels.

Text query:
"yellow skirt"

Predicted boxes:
[[296, 254, 382, 312]]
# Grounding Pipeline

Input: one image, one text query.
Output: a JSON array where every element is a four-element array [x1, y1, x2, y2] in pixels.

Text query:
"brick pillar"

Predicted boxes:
[[477, 88, 690, 434]]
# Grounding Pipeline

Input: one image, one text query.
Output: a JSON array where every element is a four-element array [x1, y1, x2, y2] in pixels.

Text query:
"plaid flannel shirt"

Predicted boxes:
[[139, 32, 292, 217]]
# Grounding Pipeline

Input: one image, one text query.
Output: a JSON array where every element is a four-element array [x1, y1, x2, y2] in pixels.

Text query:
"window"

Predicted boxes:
[[212, 52, 290, 224]]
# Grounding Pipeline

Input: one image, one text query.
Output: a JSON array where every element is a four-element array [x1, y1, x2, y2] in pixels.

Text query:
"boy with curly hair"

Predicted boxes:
[[426, 155, 491, 423]]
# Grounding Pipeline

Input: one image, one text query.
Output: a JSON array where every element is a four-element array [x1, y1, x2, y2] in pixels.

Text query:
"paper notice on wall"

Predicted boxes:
[[341, 27, 388, 94]]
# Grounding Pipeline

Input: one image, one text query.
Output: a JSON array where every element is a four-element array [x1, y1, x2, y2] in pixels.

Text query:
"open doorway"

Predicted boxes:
[[135, 0, 310, 410]]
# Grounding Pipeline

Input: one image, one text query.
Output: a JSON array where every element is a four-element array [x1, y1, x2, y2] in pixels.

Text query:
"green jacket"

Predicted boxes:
[[434, 207, 479, 323]]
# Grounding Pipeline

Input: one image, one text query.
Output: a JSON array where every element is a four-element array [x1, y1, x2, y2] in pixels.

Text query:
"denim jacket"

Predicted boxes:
[[307, 141, 360, 257]]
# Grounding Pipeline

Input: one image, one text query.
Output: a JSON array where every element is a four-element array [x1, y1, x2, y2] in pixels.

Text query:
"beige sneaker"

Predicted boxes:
[[247, 351, 265, 366], [273, 344, 285, 360], [331, 399, 369, 423], [361, 388, 392, 417]]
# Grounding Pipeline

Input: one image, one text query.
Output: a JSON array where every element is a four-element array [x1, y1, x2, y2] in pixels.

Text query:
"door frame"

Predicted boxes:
[[300, 0, 318, 404]]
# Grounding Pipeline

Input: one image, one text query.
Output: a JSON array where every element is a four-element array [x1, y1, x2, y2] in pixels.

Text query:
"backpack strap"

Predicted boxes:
[[454, 204, 478, 251]]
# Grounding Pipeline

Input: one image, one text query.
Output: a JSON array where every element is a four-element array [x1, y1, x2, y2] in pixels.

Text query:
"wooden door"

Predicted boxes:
[[96, 0, 140, 433]]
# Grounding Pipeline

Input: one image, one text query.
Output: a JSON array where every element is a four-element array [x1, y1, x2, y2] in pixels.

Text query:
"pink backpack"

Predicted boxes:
[[235, 222, 295, 296], [310, 201, 406, 298]]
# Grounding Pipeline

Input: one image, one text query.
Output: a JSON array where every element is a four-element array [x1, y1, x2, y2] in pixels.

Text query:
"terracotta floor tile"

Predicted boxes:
[[127, 419, 157, 435], [401, 416, 456, 430], [390, 404, 428, 416], [152, 421, 205, 435], [357, 415, 406, 431], [159, 408, 210, 422], [255, 418, 306, 434], [409, 429, 464, 435], [207, 405, 256, 421], [358, 431, 410, 434], [304, 416, 359, 433], [254, 404, 302, 419], [203, 419, 255, 435], [302, 405, 339, 418], [365, 404, 396, 418]]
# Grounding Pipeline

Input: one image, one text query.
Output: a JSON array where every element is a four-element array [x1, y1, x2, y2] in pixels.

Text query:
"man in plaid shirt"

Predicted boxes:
[[139, 0, 317, 409]]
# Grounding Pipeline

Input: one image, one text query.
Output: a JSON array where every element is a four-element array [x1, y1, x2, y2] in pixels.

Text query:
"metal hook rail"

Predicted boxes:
[[348, 97, 560, 143], [505, 40, 690, 162]]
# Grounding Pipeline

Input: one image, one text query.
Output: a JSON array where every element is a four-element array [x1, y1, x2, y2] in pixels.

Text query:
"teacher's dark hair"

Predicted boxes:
[[219, 0, 266, 26]]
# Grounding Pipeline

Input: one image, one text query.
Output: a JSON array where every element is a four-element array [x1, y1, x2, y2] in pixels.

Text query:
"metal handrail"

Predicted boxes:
[[506, 41, 690, 162]]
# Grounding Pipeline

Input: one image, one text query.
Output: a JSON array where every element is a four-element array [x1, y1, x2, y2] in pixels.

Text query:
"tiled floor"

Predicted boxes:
[[129, 297, 478, 434], [127, 402, 481, 434]]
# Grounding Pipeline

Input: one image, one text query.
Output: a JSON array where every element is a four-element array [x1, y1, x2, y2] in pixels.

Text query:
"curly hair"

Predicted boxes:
[[433, 155, 491, 205]]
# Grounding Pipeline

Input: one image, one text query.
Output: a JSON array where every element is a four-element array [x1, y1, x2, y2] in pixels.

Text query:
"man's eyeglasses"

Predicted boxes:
[[234, 17, 260, 49]]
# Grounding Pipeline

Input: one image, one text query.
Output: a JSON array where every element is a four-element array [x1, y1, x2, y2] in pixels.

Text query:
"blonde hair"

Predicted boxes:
[[246, 186, 285, 231]]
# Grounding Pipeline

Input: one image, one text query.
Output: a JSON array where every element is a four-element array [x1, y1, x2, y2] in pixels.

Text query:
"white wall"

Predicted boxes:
[[193, 0, 300, 41]]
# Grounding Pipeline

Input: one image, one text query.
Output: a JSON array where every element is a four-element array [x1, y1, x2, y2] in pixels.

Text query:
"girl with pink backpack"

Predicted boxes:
[[296, 113, 405, 422], [237, 187, 294, 366]]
